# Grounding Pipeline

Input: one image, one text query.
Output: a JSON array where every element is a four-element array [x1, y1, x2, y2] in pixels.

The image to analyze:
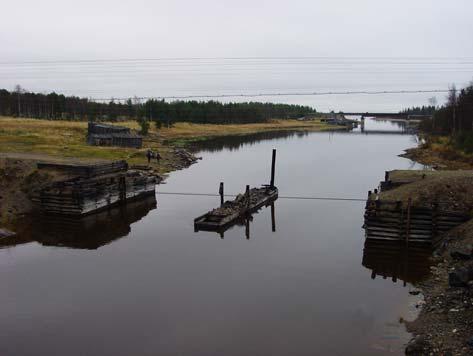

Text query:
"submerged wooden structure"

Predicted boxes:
[[194, 149, 278, 234], [35, 161, 156, 216]]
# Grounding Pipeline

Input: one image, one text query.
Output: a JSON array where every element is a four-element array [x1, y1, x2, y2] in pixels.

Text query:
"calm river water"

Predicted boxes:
[[1, 119, 430, 355]]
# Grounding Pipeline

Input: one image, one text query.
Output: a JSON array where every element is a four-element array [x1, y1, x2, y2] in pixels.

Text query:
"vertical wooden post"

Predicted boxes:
[[397, 201, 403, 241], [406, 197, 412, 246], [432, 201, 438, 241], [219, 182, 224, 206], [245, 185, 250, 211], [119, 175, 126, 203], [270, 149, 276, 188], [271, 202, 276, 232]]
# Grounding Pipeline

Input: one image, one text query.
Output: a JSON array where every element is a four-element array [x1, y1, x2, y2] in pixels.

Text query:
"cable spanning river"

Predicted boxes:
[[2, 57, 473, 111], [1, 119, 429, 355]]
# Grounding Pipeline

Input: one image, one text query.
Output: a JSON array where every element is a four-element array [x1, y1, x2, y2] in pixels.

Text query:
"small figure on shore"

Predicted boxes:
[[146, 149, 153, 164], [156, 151, 162, 164]]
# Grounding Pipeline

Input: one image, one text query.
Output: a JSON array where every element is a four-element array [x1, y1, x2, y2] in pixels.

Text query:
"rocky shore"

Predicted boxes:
[[393, 148, 473, 354], [405, 219, 473, 355]]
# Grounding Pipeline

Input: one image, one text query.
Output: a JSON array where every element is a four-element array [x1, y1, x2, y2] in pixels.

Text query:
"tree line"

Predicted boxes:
[[399, 105, 436, 116], [0, 86, 315, 125], [417, 83, 473, 153]]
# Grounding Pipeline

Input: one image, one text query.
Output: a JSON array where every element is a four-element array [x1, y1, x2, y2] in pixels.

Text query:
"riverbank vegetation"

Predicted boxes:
[[401, 82, 473, 168], [0, 116, 334, 163]]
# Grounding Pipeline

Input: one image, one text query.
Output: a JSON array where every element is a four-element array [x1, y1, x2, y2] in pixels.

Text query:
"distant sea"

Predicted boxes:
[[1, 57, 473, 112]]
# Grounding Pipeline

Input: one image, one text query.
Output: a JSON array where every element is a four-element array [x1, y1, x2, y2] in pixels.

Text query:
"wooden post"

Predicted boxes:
[[270, 149, 276, 188], [119, 176, 126, 203], [406, 197, 412, 246], [271, 202, 276, 232], [219, 182, 224, 206], [432, 201, 438, 241], [397, 201, 404, 241]]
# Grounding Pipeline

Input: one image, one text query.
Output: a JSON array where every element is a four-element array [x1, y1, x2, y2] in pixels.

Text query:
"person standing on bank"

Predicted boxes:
[[146, 149, 153, 164], [156, 151, 162, 164]]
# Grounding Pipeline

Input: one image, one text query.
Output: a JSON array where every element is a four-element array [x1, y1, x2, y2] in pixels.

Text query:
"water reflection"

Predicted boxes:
[[190, 130, 311, 152], [192, 119, 417, 153], [362, 239, 432, 285], [1, 195, 157, 250]]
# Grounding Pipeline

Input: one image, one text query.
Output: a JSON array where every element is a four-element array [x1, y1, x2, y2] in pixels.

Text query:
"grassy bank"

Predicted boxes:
[[401, 135, 473, 170], [0, 116, 338, 166], [0, 116, 339, 227]]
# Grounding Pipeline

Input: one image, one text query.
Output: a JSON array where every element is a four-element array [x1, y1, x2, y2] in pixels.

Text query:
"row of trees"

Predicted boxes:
[[419, 84, 473, 135], [0, 86, 315, 124], [416, 83, 473, 153], [399, 105, 436, 116]]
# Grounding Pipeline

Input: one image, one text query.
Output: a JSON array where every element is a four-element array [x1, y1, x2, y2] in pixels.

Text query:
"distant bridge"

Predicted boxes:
[[341, 112, 408, 118]]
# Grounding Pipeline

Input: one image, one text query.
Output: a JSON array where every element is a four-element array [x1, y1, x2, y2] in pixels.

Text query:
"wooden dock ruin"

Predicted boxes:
[[194, 186, 278, 233], [364, 171, 470, 245], [34, 161, 156, 216], [364, 196, 469, 244], [194, 149, 278, 234]]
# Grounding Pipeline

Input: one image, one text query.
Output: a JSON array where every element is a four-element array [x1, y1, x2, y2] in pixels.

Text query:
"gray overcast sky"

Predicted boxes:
[[2, 0, 473, 60]]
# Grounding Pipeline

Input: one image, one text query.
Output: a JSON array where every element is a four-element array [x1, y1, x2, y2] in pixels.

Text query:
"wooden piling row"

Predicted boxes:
[[364, 197, 469, 244], [35, 171, 156, 216]]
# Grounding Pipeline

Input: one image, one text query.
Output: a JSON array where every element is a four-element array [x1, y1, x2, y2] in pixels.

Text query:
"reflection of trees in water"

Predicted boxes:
[[1, 195, 157, 250], [191, 130, 310, 153]]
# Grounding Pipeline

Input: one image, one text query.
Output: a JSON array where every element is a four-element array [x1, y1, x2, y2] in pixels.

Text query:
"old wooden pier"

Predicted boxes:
[[194, 149, 278, 233], [35, 161, 156, 216], [363, 171, 470, 245]]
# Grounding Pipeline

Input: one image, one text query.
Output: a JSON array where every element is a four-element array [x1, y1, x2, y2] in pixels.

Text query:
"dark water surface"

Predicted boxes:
[[1, 119, 429, 356]]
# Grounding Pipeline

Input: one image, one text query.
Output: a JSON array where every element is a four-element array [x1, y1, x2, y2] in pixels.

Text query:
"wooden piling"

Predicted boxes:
[[270, 149, 276, 188], [271, 203, 276, 232], [219, 182, 224, 206], [406, 197, 412, 246]]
